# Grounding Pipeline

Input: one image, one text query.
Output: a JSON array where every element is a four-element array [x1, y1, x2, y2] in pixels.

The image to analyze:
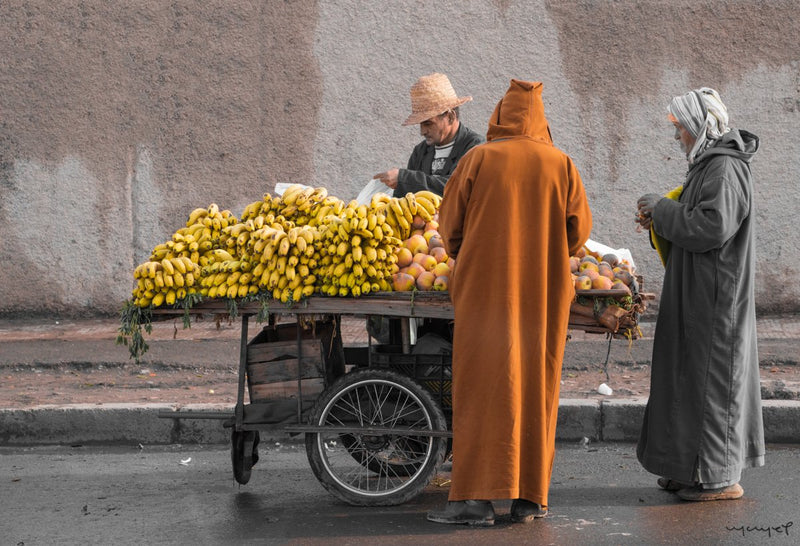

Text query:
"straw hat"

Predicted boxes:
[[402, 73, 472, 126]]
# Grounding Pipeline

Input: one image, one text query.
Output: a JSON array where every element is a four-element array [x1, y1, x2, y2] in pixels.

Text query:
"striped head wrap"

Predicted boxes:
[[667, 87, 730, 164]]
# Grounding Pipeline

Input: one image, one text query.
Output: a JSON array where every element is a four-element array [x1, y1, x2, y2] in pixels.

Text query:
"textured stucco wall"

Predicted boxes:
[[1, 0, 798, 316]]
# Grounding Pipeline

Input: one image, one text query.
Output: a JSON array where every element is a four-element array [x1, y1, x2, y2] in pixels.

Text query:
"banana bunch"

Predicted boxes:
[[264, 184, 344, 228], [250, 223, 320, 303], [314, 200, 400, 297], [131, 255, 202, 307], [132, 203, 234, 307], [129, 187, 444, 308], [378, 191, 441, 241], [197, 247, 260, 299]]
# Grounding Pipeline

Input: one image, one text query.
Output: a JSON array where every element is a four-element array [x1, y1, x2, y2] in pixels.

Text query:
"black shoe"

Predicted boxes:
[[427, 500, 495, 526], [510, 499, 547, 523]]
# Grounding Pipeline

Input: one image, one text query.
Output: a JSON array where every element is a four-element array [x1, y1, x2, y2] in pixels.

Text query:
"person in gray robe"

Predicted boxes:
[[635, 87, 764, 502]]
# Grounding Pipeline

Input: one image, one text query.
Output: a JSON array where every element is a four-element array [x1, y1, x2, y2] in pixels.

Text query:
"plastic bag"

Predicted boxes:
[[584, 238, 636, 272], [356, 179, 392, 205]]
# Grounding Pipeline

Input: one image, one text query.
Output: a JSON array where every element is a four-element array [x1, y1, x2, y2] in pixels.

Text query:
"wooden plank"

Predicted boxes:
[[150, 292, 456, 319], [246, 339, 321, 364], [247, 357, 324, 384], [248, 378, 324, 403]]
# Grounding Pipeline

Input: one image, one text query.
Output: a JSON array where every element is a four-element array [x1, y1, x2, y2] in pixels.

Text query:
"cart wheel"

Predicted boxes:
[[231, 430, 260, 485], [305, 368, 447, 506]]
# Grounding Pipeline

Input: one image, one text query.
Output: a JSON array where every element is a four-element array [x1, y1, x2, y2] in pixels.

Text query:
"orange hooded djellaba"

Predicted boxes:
[[439, 80, 592, 507]]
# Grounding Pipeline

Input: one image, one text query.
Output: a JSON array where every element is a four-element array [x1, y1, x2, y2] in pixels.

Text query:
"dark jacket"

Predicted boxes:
[[395, 123, 483, 196]]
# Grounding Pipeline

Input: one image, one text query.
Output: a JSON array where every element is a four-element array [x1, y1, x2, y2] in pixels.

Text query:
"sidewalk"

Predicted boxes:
[[1, 314, 798, 446]]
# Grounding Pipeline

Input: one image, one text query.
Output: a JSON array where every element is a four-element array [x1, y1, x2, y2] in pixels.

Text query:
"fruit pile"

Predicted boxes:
[[129, 186, 447, 307], [389, 215, 453, 292], [570, 246, 636, 294]]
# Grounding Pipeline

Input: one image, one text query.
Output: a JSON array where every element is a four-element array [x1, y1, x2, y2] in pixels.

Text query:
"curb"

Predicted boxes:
[[2, 399, 798, 446]]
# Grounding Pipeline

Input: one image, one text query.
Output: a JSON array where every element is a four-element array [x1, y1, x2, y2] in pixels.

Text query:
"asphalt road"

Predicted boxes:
[[3, 442, 798, 545]]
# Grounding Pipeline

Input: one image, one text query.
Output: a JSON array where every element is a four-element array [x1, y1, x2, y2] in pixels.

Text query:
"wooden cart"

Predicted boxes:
[[153, 287, 645, 506]]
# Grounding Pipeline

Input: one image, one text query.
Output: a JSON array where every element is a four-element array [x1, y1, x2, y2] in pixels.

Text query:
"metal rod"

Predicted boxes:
[[157, 410, 233, 420], [282, 424, 452, 438], [401, 317, 410, 354], [296, 319, 303, 424], [235, 314, 250, 430]]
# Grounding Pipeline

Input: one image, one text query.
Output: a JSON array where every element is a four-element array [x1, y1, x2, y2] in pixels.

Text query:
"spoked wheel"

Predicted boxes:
[[305, 368, 448, 506], [231, 429, 260, 485]]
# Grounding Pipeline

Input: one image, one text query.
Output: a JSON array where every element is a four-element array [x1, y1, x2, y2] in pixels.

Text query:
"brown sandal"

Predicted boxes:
[[677, 483, 744, 501]]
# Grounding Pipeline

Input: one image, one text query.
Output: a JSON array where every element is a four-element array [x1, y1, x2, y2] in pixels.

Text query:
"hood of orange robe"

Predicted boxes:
[[486, 79, 553, 145]]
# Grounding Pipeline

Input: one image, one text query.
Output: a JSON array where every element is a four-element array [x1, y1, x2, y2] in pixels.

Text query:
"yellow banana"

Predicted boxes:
[[165, 289, 177, 305], [152, 292, 166, 307], [370, 192, 392, 208], [169, 257, 186, 275], [161, 258, 175, 276], [311, 187, 328, 202], [294, 187, 315, 207], [226, 271, 242, 286], [226, 284, 239, 299], [415, 190, 441, 206], [276, 256, 287, 275], [207, 203, 220, 216], [186, 207, 208, 227], [415, 194, 437, 217], [212, 249, 235, 262], [389, 198, 405, 223], [213, 272, 227, 286], [278, 236, 291, 256], [415, 203, 433, 222], [399, 196, 414, 224], [281, 184, 306, 205]]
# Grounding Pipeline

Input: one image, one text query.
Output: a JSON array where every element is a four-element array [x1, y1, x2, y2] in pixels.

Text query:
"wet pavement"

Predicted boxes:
[[2, 441, 798, 545]]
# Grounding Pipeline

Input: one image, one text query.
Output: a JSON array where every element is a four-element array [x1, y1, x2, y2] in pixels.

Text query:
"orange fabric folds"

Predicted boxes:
[[439, 79, 592, 506]]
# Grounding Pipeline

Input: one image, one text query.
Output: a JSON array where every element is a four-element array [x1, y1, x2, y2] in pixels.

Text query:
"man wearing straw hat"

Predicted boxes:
[[373, 73, 482, 196]]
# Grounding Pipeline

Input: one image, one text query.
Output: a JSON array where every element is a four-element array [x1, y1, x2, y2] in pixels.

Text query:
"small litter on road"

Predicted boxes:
[[597, 383, 613, 395]]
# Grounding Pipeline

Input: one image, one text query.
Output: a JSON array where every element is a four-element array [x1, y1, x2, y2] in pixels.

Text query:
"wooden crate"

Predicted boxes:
[[246, 323, 326, 404]]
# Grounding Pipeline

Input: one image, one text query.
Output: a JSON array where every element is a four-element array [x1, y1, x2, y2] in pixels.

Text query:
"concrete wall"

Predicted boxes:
[[1, 0, 798, 316]]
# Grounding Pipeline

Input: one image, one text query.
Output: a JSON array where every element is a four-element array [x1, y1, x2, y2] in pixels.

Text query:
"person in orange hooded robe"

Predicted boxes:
[[428, 79, 592, 526]]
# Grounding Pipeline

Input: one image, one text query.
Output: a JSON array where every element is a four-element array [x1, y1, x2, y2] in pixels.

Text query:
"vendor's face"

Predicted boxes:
[[420, 111, 457, 146], [672, 119, 696, 156]]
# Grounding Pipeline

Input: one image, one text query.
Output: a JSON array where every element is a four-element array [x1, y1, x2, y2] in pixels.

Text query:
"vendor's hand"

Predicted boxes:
[[635, 193, 661, 230], [373, 168, 399, 190]]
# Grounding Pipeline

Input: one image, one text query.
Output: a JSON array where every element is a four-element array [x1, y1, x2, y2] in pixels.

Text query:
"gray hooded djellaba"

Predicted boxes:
[[637, 88, 765, 486]]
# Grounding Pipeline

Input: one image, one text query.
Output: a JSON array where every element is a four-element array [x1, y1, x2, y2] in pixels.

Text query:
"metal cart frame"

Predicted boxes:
[[153, 289, 643, 506]]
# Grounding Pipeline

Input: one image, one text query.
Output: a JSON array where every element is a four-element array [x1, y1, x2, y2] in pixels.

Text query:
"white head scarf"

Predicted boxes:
[[668, 87, 730, 164]]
